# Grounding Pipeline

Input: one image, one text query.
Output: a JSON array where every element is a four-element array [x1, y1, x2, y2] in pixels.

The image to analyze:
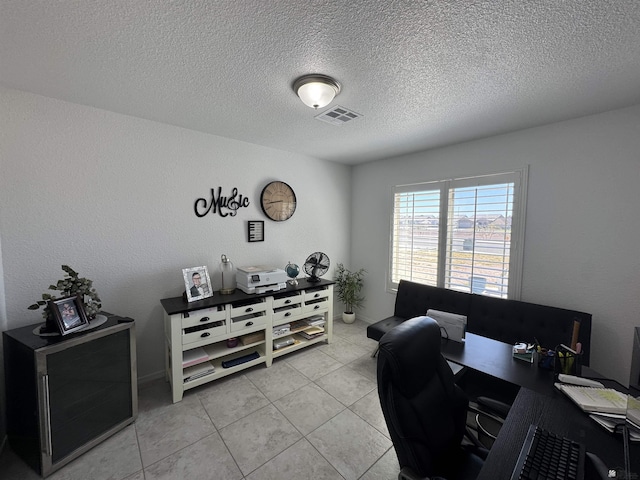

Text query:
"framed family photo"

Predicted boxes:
[[183, 266, 213, 302], [49, 295, 89, 335]]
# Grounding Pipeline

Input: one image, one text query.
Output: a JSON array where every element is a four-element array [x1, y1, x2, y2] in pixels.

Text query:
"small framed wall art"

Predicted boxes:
[[247, 220, 264, 242], [183, 266, 213, 302], [48, 295, 90, 335]]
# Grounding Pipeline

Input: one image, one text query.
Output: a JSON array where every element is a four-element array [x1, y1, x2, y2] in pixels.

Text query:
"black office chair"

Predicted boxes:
[[377, 316, 496, 480]]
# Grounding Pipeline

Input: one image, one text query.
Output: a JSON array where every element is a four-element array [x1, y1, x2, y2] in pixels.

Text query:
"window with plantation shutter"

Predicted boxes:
[[389, 169, 527, 299]]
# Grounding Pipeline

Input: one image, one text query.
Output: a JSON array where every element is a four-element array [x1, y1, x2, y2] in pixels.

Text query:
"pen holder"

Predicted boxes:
[[554, 349, 582, 376], [537, 349, 555, 370]]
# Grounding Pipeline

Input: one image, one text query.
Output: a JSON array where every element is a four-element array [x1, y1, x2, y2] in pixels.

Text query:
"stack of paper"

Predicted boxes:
[[182, 347, 209, 368], [588, 412, 640, 442], [303, 315, 325, 327], [555, 383, 628, 415], [183, 361, 215, 382], [299, 326, 325, 339], [628, 396, 640, 429]]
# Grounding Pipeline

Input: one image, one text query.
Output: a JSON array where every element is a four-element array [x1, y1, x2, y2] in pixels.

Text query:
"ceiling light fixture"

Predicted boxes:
[[293, 74, 341, 109]]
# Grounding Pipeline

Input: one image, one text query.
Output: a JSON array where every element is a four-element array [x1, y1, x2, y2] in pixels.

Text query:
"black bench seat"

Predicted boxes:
[[367, 279, 592, 365]]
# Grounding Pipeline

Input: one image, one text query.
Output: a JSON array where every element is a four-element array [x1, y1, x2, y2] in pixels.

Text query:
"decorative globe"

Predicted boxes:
[[286, 263, 300, 279]]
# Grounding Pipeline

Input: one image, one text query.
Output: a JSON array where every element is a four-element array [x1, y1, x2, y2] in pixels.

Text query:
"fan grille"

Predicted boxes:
[[304, 252, 330, 282]]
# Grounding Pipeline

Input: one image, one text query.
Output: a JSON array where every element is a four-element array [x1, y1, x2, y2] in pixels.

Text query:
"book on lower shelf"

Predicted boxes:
[[183, 361, 215, 382], [298, 326, 325, 339], [182, 347, 209, 368], [240, 331, 265, 345], [303, 315, 325, 327], [555, 383, 628, 415]]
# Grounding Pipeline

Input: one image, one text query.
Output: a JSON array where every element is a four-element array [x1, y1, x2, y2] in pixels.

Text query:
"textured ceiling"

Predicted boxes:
[[2, 1, 640, 164]]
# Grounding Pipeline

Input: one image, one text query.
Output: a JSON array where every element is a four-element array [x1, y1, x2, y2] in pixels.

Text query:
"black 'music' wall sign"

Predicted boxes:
[[194, 187, 250, 218]]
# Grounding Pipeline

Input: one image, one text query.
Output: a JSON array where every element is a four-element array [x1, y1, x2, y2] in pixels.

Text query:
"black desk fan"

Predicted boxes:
[[304, 252, 330, 283]]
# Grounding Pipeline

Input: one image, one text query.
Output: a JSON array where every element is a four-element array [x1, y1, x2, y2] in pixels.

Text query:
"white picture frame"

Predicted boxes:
[[182, 266, 213, 302]]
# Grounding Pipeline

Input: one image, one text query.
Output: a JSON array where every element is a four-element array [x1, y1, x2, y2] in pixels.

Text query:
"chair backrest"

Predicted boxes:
[[377, 316, 469, 478]]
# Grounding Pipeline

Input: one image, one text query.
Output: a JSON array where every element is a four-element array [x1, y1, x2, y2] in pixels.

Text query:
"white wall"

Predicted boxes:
[[1, 85, 638, 393], [0, 234, 6, 445], [0, 86, 351, 383], [351, 104, 640, 385]]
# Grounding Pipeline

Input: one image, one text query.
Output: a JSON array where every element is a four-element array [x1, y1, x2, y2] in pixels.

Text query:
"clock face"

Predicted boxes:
[[260, 181, 296, 221]]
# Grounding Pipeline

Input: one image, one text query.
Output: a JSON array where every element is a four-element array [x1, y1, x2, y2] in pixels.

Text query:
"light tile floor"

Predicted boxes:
[[0, 320, 401, 480]]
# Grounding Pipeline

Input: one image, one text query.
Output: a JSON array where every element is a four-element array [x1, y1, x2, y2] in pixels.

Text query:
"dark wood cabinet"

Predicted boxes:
[[3, 315, 137, 477]]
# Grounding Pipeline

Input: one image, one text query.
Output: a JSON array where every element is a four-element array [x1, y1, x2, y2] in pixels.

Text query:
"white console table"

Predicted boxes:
[[160, 278, 334, 403]]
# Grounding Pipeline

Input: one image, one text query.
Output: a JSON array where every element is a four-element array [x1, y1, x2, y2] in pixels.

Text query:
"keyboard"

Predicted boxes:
[[510, 424, 585, 480]]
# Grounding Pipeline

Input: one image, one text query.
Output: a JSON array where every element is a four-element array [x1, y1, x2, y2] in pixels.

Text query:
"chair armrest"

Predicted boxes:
[[468, 403, 505, 431], [398, 466, 445, 480], [476, 396, 511, 418], [466, 402, 506, 451]]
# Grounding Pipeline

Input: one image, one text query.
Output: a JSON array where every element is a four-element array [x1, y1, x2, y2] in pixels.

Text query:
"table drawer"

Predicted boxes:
[[230, 313, 267, 333], [303, 288, 330, 303], [273, 293, 302, 309], [273, 306, 302, 324], [183, 320, 227, 346], [302, 299, 329, 314], [229, 301, 267, 318], [182, 306, 227, 329]]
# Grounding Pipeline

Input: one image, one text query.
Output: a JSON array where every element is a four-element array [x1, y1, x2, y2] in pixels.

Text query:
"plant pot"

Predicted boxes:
[[342, 312, 356, 324]]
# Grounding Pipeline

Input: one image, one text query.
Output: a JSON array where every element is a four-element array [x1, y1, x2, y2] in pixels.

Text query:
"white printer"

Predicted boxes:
[[236, 266, 288, 294]]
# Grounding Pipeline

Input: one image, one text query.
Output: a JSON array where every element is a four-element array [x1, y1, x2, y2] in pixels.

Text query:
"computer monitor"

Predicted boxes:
[[626, 327, 640, 430], [629, 327, 640, 395]]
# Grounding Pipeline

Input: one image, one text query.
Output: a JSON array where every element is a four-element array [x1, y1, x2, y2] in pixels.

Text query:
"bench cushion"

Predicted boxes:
[[367, 315, 405, 342]]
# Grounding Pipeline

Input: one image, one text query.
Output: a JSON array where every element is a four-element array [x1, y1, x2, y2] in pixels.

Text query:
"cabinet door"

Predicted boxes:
[[44, 329, 133, 463]]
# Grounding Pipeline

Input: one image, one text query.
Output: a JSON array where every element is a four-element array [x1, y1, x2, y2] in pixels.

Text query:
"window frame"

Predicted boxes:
[[388, 167, 528, 299]]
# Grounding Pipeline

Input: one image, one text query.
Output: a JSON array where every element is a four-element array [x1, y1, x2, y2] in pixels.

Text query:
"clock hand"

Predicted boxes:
[[267, 200, 284, 204]]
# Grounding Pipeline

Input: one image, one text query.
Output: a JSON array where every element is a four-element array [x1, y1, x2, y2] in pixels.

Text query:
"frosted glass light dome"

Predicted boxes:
[[293, 75, 341, 109]]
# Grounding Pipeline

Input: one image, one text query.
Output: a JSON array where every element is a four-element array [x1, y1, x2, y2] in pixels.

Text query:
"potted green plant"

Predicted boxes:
[[28, 265, 102, 321], [334, 263, 366, 324]]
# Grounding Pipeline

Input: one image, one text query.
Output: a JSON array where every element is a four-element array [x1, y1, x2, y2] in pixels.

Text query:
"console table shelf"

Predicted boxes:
[[272, 333, 328, 359], [161, 278, 334, 403]]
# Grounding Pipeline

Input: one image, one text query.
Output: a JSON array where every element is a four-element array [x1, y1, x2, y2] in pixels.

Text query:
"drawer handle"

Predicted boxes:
[[200, 316, 209, 323], [245, 321, 254, 327], [285, 312, 291, 317], [314, 293, 320, 298], [245, 307, 254, 313], [285, 299, 291, 304], [314, 305, 320, 310], [201, 332, 210, 338]]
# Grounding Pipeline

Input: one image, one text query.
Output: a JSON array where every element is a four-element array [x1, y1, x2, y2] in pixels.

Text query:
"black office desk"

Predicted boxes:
[[477, 387, 640, 479], [440, 333, 558, 396], [439, 334, 639, 477]]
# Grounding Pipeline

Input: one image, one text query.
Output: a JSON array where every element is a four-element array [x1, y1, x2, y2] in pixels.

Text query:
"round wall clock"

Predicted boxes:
[[260, 181, 297, 221]]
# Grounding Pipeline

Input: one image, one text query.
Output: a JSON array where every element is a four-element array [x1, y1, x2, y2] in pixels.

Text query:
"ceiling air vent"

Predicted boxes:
[[315, 105, 362, 126]]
